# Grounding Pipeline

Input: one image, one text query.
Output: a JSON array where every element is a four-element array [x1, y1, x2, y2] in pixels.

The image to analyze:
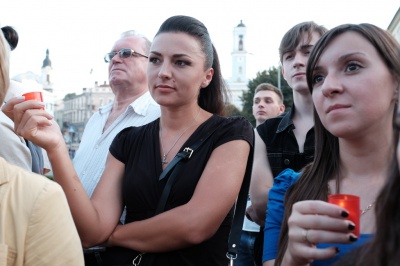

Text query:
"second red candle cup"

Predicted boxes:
[[328, 194, 360, 237]]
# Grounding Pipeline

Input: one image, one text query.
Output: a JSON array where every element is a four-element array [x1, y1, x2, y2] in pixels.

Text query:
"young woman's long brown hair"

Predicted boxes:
[[275, 23, 400, 265]]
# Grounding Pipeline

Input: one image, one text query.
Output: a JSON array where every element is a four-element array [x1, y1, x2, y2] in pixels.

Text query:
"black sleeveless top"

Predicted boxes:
[[107, 115, 254, 266]]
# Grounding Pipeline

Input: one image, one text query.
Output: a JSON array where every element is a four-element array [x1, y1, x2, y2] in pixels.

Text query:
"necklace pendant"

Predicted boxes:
[[162, 154, 168, 165]]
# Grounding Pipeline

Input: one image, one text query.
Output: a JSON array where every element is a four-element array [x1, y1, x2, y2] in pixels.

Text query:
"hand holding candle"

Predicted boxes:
[[328, 194, 360, 237]]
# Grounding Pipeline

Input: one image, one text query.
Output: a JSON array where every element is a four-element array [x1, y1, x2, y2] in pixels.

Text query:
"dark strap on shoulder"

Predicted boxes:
[[158, 150, 190, 181], [226, 141, 253, 260], [155, 124, 222, 215], [155, 153, 187, 215]]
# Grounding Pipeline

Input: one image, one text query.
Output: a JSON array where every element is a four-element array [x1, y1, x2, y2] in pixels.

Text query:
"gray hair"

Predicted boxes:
[[119, 30, 152, 54]]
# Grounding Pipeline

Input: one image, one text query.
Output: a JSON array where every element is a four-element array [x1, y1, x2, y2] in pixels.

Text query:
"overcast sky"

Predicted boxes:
[[1, 0, 399, 96]]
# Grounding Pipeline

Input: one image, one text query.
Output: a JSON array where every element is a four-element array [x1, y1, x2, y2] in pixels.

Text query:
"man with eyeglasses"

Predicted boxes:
[[73, 31, 160, 199]]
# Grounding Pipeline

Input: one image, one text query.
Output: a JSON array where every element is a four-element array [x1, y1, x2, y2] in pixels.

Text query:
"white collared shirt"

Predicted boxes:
[[243, 198, 261, 232], [73, 91, 160, 197]]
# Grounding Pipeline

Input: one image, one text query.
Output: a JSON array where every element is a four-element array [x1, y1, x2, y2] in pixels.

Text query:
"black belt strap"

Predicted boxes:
[[226, 143, 253, 261], [155, 124, 221, 215]]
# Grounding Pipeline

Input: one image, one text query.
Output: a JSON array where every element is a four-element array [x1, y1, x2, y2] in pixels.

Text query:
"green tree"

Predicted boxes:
[[64, 93, 77, 100], [225, 103, 242, 117], [241, 66, 293, 126]]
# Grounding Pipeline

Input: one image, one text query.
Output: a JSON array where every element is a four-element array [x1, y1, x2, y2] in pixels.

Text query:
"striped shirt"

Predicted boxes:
[[73, 91, 160, 197]]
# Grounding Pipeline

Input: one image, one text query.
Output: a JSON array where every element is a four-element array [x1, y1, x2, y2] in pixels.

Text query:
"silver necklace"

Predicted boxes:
[[160, 107, 201, 165], [361, 201, 375, 215]]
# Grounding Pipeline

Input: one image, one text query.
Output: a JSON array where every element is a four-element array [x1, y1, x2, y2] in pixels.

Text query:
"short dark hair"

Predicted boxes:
[[279, 21, 327, 63], [1, 26, 18, 51], [155, 15, 228, 116], [254, 83, 283, 103]]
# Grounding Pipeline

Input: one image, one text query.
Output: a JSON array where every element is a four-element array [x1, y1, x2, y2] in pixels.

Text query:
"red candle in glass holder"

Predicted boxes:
[[22, 91, 44, 110], [328, 194, 360, 237]]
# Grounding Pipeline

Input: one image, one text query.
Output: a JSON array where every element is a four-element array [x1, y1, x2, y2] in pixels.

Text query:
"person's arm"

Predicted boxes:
[[107, 139, 251, 253], [5, 99, 124, 247], [25, 181, 84, 265], [249, 130, 274, 225], [49, 148, 125, 247], [245, 204, 265, 226]]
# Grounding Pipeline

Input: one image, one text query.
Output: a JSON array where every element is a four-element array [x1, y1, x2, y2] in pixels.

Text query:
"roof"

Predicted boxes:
[[237, 20, 246, 27], [42, 49, 52, 68]]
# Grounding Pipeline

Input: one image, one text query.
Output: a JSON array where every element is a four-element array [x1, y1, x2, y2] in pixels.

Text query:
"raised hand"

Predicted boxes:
[[2, 97, 64, 152], [282, 200, 357, 265]]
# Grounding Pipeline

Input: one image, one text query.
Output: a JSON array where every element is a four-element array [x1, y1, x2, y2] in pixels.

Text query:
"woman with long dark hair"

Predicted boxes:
[[4, 15, 254, 266], [271, 23, 400, 265]]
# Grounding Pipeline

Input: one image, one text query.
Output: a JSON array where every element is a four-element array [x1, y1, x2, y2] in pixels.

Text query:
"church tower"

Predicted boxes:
[[41, 49, 53, 93], [231, 20, 247, 83], [229, 20, 248, 109]]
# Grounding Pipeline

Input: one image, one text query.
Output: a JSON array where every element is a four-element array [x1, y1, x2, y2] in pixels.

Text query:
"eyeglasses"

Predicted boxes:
[[104, 48, 148, 63]]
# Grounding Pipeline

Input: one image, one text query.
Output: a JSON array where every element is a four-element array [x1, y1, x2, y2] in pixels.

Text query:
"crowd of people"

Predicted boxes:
[[0, 13, 399, 266]]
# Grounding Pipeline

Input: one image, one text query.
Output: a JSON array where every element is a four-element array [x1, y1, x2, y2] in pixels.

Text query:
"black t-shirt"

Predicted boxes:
[[108, 114, 254, 266]]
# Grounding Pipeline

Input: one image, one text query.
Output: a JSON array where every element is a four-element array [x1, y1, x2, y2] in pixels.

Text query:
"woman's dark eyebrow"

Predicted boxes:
[[149, 51, 191, 59], [149, 51, 161, 56], [337, 52, 366, 62]]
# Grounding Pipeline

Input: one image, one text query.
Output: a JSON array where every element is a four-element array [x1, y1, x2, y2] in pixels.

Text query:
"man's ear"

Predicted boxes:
[[279, 104, 285, 114]]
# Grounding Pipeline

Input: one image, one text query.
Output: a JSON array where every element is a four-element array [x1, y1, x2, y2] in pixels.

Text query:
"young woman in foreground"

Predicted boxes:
[[265, 23, 399, 266]]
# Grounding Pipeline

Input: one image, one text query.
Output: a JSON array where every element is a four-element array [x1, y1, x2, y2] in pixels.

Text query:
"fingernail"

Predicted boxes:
[[349, 235, 358, 242], [38, 102, 45, 106], [16, 96, 25, 100], [341, 210, 349, 217], [348, 223, 355, 230]]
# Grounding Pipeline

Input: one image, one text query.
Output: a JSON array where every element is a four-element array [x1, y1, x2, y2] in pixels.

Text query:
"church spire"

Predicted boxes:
[[42, 49, 52, 68], [41, 49, 53, 93]]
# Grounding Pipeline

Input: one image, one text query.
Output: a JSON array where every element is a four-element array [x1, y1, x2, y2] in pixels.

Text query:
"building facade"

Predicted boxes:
[[59, 81, 114, 145]]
